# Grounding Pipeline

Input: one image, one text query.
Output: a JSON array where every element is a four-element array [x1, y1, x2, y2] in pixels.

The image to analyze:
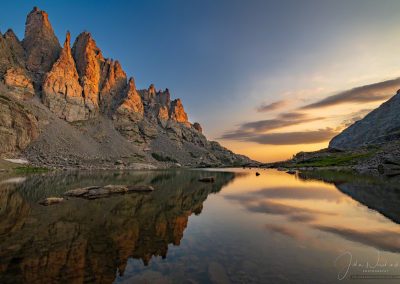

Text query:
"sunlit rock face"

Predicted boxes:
[[148, 83, 156, 96], [170, 99, 189, 126], [117, 77, 144, 116], [22, 7, 61, 81], [3, 67, 34, 97], [113, 78, 144, 142], [157, 89, 171, 125], [99, 59, 127, 112], [72, 32, 104, 115], [0, 30, 34, 98], [0, 170, 236, 283], [42, 32, 86, 122]]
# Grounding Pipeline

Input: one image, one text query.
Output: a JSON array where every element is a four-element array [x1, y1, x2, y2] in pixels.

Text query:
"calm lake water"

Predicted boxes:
[[0, 168, 400, 283]]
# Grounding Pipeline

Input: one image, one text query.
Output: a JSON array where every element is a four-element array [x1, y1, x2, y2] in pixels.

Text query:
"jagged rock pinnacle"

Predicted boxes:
[[42, 32, 86, 122], [23, 7, 61, 79]]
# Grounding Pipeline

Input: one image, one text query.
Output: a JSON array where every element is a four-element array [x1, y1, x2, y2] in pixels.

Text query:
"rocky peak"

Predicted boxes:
[[99, 59, 127, 112], [148, 84, 156, 96], [329, 90, 400, 149], [116, 77, 144, 115], [0, 29, 26, 76], [155, 88, 171, 123], [170, 99, 189, 124], [4, 29, 19, 41], [42, 32, 86, 122], [158, 88, 171, 106], [72, 32, 104, 113], [22, 7, 61, 78], [193, 122, 202, 133], [4, 29, 24, 58]]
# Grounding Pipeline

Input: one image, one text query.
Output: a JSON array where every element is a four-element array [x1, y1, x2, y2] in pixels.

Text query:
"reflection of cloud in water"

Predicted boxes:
[[224, 186, 342, 208], [313, 225, 400, 253], [247, 186, 342, 201], [225, 186, 337, 223], [245, 200, 335, 223], [265, 224, 304, 240], [288, 213, 317, 223]]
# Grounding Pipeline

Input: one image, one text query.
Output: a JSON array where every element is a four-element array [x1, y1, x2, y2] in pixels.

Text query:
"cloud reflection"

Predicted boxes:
[[314, 225, 400, 253]]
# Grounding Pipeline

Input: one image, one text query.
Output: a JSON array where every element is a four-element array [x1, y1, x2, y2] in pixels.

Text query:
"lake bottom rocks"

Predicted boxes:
[[64, 184, 154, 199]]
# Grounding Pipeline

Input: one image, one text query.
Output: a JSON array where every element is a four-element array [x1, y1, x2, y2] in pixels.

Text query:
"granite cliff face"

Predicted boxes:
[[0, 7, 253, 167], [22, 7, 61, 82], [72, 32, 103, 114], [42, 32, 86, 122], [329, 90, 400, 150]]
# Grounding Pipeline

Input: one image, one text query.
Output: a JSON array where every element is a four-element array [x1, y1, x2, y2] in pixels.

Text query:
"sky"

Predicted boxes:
[[2, 0, 400, 162]]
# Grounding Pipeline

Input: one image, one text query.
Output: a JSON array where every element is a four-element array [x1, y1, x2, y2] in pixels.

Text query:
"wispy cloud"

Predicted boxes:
[[221, 128, 338, 145], [220, 111, 329, 145], [257, 100, 288, 112], [300, 78, 400, 110], [340, 108, 373, 128], [238, 114, 321, 133]]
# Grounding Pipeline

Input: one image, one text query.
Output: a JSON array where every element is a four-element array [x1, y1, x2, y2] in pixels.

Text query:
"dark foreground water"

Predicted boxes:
[[0, 168, 400, 283]]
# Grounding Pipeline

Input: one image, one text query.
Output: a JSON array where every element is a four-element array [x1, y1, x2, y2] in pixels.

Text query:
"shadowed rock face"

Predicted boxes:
[[193, 122, 203, 133], [329, 91, 400, 150], [0, 30, 25, 77], [42, 32, 87, 122], [0, 96, 39, 157], [297, 170, 400, 224], [22, 7, 61, 81], [0, 170, 236, 283]]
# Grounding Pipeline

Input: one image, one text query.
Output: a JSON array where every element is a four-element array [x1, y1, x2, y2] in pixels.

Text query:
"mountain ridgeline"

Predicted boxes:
[[0, 7, 252, 168], [329, 89, 400, 150]]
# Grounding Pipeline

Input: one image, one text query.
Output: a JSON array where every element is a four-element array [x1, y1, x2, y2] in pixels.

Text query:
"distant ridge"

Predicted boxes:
[[329, 90, 400, 149]]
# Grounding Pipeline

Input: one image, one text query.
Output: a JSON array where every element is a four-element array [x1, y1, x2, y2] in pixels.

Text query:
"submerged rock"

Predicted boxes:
[[198, 177, 215, 183], [64, 184, 154, 199]]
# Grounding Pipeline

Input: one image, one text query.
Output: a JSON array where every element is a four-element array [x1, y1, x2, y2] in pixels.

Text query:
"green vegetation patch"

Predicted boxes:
[[14, 166, 50, 174], [151, 152, 178, 163], [293, 152, 373, 167]]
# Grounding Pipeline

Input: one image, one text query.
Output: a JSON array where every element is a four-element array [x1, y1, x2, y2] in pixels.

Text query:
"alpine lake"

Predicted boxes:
[[0, 168, 400, 283]]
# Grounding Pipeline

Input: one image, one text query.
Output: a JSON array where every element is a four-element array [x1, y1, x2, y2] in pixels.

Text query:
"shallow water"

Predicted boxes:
[[0, 168, 400, 283]]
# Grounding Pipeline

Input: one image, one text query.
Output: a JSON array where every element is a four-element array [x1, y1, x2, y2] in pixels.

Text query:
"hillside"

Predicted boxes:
[[329, 90, 400, 149]]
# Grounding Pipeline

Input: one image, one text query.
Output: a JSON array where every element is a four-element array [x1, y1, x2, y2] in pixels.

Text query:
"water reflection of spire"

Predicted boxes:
[[0, 170, 237, 283]]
